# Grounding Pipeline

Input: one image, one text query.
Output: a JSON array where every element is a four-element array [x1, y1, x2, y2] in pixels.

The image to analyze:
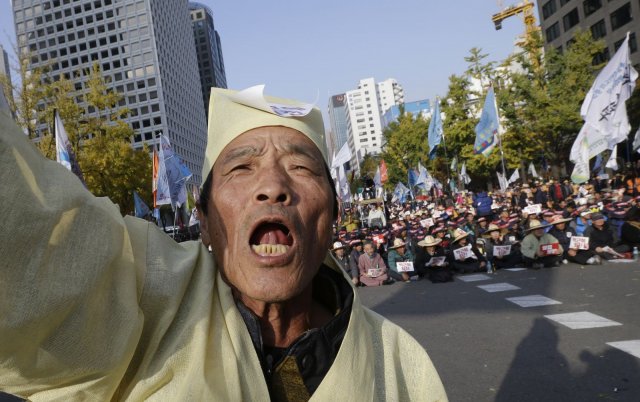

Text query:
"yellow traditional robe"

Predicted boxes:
[[0, 111, 447, 401]]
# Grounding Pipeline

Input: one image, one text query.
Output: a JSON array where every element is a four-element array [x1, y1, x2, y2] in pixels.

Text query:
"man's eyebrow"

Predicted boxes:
[[220, 146, 260, 165], [283, 143, 322, 161]]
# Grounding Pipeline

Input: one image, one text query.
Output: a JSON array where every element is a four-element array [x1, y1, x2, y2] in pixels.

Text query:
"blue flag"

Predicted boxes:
[[134, 191, 150, 218], [408, 167, 419, 188], [393, 182, 410, 203], [473, 87, 500, 157], [159, 136, 193, 208], [54, 109, 85, 186], [428, 100, 443, 159]]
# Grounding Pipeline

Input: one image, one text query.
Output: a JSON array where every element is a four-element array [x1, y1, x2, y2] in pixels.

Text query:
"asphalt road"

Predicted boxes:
[[357, 261, 640, 402]]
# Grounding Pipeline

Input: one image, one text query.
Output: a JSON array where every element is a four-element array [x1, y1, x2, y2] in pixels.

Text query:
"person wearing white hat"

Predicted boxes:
[[449, 228, 487, 274], [0, 88, 446, 400], [521, 220, 563, 269], [387, 238, 417, 283], [547, 215, 598, 265], [415, 236, 453, 283], [331, 241, 356, 278], [484, 224, 522, 269]]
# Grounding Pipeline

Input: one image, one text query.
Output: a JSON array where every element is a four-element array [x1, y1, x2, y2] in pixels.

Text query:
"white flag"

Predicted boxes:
[[508, 169, 520, 184], [337, 165, 351, 201], [633, 127, 640, 153], [331, 142, 352, 169], [373, 166, 381, 187], [605, 145, 619, 171], [497, 172, 508, 191], [459, 162, 471, 184], [527, 162, 538, 178], [580, 32, 638, 149]]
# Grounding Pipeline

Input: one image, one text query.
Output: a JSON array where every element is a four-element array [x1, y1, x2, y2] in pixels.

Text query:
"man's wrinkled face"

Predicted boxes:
[[364, 243, 375, 256], [201, 126, 335, 303]]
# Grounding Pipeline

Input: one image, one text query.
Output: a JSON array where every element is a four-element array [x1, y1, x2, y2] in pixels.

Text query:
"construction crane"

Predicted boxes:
[[491, 0, 541, 68]]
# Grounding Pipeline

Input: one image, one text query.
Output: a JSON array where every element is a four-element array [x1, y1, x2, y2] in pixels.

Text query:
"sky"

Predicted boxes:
[[0, 0, 534, 108]]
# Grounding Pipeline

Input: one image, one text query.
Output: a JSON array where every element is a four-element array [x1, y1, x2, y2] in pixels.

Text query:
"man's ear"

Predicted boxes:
[[196, 202, 210, 248]]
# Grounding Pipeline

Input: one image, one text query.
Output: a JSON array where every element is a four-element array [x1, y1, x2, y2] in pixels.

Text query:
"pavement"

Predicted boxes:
[[357, 261, 640, 402]]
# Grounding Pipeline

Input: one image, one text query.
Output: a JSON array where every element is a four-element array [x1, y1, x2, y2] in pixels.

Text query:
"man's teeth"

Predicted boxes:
[[251, 244, 290, 255]]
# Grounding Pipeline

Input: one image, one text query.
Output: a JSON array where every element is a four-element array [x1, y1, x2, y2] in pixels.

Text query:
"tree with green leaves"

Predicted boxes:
[[2, 57, 152, 215], [380, 107, 430, 190], [499, 30, 605, 173]]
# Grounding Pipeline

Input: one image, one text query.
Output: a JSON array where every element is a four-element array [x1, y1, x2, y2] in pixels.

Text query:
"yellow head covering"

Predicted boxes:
[[201, 87, 327, 185]]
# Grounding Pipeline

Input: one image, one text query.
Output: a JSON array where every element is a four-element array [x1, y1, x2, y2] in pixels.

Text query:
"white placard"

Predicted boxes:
[[453, 245, 477, 261], [569, 236, 589, 250], [425, 256, 446, 267], [367, 268, 382, 277], [432, 210, 442, 219], [396, 261, 414, 272], [523, 204, 542, 215], [420, 218, 434, 228], [493, 245, 512, 257]]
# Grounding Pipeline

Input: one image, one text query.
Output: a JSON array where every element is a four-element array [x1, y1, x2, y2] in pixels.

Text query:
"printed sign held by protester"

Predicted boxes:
[[493, 245, 512, 257], [539, 243, 560, 256], [372, 234, 385, 245], [454, 245, 477, 261], [420, 218, 434, 228], [396, 262, 414, 272], [569, 236, 590, 250], [425, 256, 447, 267], [523, 204, 542, 215], [367, 268, 382, 277]]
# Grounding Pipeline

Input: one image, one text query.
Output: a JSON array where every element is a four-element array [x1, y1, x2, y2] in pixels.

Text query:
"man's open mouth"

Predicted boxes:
[[250, 221, 294, 256]]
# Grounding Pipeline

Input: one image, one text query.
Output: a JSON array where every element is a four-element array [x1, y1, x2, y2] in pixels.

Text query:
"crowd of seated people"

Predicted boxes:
[[330, 177, 640, 286]]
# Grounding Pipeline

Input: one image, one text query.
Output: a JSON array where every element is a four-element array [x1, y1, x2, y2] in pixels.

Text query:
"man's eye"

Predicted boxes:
[[231, 164, 250, 172]]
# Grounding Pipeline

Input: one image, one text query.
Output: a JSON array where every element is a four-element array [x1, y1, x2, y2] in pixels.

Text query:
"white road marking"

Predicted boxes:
[[477, 283, 521, 293], [606, 340, 640, 359], [506, 295, 562, 308], [457, 274, 492, 282], [545, 311, 622, 329]]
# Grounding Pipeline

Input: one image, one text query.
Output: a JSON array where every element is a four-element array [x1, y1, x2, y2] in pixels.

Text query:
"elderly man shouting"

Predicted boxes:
[[0, 88, 446, 401]]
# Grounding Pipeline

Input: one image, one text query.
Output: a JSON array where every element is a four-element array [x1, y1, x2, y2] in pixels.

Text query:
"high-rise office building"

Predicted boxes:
[[189, 2, 227, 115], [343, 77, 403, 173], [326, 93, 348, 159], [376, 78, 404, 115], [537, 0, 640, 66], [12, 0, 208, 184], [0, 45, 12, 113]]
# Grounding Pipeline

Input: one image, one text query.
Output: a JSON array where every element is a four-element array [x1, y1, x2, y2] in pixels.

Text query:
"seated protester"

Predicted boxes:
[[484, 224, 523, 269], [572, 210, 593, 236], [584, 212, 630, 260], [547, 215, 598, 265], [474, 217, 489, 239], [415, 236, 453, 283], [358, 241, 392, 286], [387, 238, 417, 283], [620, 203, 640, 248], [432, 226, 450, 249], [521, 220, 563, 269], [331, 241, 359, 284], [348, 239, 364, 286], [505, 218, 524, 242], [449, 229, 487, 274]]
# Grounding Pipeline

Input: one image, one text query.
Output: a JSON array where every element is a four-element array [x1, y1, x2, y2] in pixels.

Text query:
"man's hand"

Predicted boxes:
[[568, 249, 577, 257], [351, 277, 359, 286], [595, 247, 604, 253], [480, 261, 486, 268]]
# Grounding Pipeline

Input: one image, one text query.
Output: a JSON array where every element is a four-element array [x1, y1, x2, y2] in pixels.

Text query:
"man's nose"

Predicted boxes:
[[254, 169, 292, 205]]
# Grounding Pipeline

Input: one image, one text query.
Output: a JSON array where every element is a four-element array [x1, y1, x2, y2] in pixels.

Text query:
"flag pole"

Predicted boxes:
[[491, 82, 508, 185]]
